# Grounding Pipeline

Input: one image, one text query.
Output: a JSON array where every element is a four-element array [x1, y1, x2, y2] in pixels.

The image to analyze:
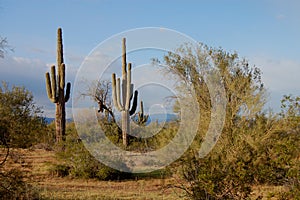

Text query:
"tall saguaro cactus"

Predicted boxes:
[[45, 28, 71, 143], [112, 38, 138, 147]]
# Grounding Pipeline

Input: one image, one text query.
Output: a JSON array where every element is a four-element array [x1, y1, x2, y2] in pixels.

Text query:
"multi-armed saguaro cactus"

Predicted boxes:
[[112, 38, 138, 147], [45, 28, 71, 143]]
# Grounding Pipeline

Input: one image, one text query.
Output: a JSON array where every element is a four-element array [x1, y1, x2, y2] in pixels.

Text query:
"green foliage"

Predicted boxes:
[[162, 43, 300, 199], [0, 169, 40, 200], [49, 164, 71, 177], [280, 94, 300, 117], [0, 81, 47, 148], [179, 155, 252, 199]]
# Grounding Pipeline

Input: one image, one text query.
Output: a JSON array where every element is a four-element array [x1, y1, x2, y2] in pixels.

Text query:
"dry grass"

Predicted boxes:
[[1, 148, 185, 199], [36, 177, 185, 199], [0, 148, 288, 199]]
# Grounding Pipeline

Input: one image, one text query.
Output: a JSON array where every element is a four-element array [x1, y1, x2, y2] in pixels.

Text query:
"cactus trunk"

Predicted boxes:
[[55, 78, 66, 142], [45, 28, 71, 144], [55, 99, 66, 142], [121, 111, 129, 146]]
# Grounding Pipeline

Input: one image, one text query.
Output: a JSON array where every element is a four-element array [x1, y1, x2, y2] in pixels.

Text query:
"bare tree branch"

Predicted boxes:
[[0, 37, 13, 58]]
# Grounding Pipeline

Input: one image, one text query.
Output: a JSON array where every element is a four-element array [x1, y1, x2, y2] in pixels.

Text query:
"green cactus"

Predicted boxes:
[[133, 101, 149, 126], [45, 28, 71, 143], [112, 38, 138, 147]]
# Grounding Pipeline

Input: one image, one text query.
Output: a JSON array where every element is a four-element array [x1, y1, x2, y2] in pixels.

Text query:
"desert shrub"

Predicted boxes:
[[49, 164, 71, 177], [162, 43, 267, 199], [0, 82, 47, 148], [0, 82, 47, 199], [0, 169, 40, 200], [161, 43, 300, 199], [53, 122, 131, 180], [178, 155, 252, 199]]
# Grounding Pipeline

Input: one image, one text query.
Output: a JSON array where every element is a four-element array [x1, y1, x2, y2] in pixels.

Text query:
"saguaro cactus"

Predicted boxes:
[[45, 28, 71, 143], [135, 101, 149, 126], [112, 38, 138, 147]]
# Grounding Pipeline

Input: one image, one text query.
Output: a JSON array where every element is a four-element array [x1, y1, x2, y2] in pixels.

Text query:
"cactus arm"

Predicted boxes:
[[140, 101, 144, 118], [116, 78, 124, 110], [65, 82, 71, 102], [129, 90, 138, 116], [138, 101, 149, 124], [125, 63, 132, 110], [50, 65, 57, 100], [45, 72, 57, 103], [111, 73, 122, 111], [111, 73, 118, 108]]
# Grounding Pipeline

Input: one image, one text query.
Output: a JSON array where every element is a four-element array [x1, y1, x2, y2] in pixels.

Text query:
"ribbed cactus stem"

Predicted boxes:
[[60, 63, 65, 89], [44, 28, 71, 144], [129, 90, 138, 115], [138, 101, 148, 124], [111, 73, 119, 110], [122, 38, 127, 107], [116, 78, 123, 110], [122, 38, 126, 76], [45, 72, 56, 103], [65, 82, 71, 102], [125, 63, 132, 109], [140, 101, 144, 117], [57, 28, 63, 66], [50, 66, 57, 98], [111, 38, 139, 147]]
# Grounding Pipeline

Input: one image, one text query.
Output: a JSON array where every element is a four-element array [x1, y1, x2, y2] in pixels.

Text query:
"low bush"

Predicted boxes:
[[52, 122, 131, 180]]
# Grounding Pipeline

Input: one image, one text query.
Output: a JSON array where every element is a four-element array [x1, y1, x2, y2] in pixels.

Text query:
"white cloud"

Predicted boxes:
[[0, 56, 76, 118], [250, 55, 300, 111]]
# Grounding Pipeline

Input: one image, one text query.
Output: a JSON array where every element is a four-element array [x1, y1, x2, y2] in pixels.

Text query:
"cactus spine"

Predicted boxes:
[[112, 38, 138, 147], [45, 28, 71, 143]]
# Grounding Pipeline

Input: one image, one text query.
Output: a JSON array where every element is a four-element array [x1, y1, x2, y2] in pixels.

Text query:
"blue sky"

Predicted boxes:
[[0, 0, 300, 117]]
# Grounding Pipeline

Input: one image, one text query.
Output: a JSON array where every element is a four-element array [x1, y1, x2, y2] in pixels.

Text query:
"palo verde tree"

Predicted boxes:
[[111, 38, 138, 147], [45, 28, 71, 143], [163, 43, 267, 199]]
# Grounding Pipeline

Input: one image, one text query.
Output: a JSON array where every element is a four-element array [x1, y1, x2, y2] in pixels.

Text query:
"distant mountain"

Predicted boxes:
[[44, 113, 177, 125], [44, 117, 73, 124], [147, 113, 178, 123]]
